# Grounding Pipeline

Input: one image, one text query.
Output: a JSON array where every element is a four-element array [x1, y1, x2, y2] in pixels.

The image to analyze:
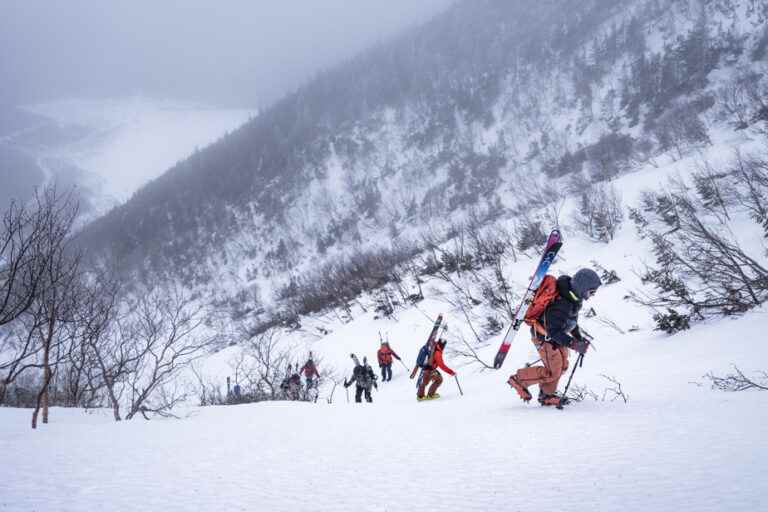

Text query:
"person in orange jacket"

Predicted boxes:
[[376, 341, 402, 382], [410, 338, 454, 400]]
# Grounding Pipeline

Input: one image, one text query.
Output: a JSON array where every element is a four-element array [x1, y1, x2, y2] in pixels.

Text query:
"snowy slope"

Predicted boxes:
[[71, 0, 768, 315], [2, 311, 765, 512], [4, 2, 768, 510], [3, 136, 768, 511]]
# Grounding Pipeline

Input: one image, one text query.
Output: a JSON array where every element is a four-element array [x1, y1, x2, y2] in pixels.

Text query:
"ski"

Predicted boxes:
[[492, 229, 563, 369], [416, 313, 443, 388], [426, 314, 443, 346]]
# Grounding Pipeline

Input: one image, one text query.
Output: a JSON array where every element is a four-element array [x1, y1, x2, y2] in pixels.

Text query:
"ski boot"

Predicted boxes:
[[427, 393, 440, 400], [507, 375, 532, 402], [538, 391, 570, 407]]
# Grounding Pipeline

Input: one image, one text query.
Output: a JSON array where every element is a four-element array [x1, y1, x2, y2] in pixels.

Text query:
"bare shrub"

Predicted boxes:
[[572, 183, 623, 242], [704, 366, 768, 392], [566, 375, 628, 403]]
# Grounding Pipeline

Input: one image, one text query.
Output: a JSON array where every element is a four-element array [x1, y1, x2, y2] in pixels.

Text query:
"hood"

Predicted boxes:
[[571, 268, 603, 300]]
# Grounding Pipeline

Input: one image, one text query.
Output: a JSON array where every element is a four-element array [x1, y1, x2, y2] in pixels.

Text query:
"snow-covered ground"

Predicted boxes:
[[3, 202, 767, 511], [23, 97, 255, 214], [2, 310, 766, 511]]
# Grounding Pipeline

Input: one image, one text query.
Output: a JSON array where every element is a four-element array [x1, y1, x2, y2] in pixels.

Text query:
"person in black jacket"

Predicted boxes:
[[344, 356, 378, 403], [508, 268, 602, 407]]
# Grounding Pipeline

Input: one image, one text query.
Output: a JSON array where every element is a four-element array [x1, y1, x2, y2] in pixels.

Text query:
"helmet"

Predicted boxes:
[[571, 268, 602, 300]]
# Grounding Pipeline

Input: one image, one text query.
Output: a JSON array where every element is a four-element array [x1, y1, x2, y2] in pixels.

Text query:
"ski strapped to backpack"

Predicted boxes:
[[492, 230, 563, 369], [411, 314, 443, 387]]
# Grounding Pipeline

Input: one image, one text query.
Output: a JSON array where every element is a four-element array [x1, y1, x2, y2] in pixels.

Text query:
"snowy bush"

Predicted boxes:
[[652, 308, 691, 334], [630, 149, 768, 326], [572, 184, 623, 243], [277, 242, 419, 317], [717, 67, 768, 131], [651, 98, 712, 160], [514, 217, 547, 252]]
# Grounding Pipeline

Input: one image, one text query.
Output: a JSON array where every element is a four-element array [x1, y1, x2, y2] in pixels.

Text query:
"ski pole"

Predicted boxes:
[[398, 359, 410, 372], [558, 353, 584, 410], [454, 374, 464, 396]]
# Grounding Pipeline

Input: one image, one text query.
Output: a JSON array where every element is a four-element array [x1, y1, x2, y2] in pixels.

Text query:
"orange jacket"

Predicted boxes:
[[432, 345, 454, 376], [377, 345, 400, 366]]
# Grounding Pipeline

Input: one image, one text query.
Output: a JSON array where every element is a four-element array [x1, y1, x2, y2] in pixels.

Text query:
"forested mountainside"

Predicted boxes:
[[76, 0, 768, 314]]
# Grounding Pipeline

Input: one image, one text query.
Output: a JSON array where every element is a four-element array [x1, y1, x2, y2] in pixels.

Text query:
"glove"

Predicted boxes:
[[343, 379, 350, 388], [570, 337, 590, 355], [374, 383, 378, 390]]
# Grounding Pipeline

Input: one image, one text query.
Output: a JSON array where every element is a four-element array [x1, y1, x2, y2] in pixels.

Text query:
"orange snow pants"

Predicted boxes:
[[417, 369, 443, 398], [515, 339, 569, 395]]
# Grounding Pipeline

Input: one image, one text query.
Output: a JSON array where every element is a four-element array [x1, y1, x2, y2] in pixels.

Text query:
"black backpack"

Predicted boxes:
[[352, 365, 366, 385]]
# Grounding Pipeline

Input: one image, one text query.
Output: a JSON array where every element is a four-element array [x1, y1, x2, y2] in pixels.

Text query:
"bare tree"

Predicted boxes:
[[653, 100, 711, 160], [8, 188, 82, 429], [243, 328, 292, 400], [123, 287, 213, 420], [630, 172, 768, 328], [66, 270, 131, 420], [1, 200, 46, 327], [728, 150, 768, 237], [0, 309, 46, 404], [1, 188, 83, 414]]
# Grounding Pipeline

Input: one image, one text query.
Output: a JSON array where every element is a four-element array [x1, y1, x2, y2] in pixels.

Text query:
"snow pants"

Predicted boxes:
[[417, 369, 443, 399], [355, 385, 372, 403], [515, 339, 569, 395], [381, 364, 392, 382]]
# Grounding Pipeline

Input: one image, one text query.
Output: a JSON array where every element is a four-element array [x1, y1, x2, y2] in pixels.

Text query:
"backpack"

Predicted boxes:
[[524, 274, 559, 327], [415, 345, 430, 369], [352, 365, 366, 385]]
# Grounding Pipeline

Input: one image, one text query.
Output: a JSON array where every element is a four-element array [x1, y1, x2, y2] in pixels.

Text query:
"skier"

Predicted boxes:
[[344, 355, 378, 403], [376, 341, 402, 382], [507, 268, 602, 407], [411, 338, 455, 401], [281, 364, 302, 400], [300, 354, 320, 391]]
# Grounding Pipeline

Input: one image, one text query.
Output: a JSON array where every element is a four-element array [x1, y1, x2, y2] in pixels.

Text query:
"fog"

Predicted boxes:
[[0, 0, 453, 108]]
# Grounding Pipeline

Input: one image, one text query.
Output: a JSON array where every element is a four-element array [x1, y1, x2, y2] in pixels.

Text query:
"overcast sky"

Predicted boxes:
[[0, 0, 453, 108]]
